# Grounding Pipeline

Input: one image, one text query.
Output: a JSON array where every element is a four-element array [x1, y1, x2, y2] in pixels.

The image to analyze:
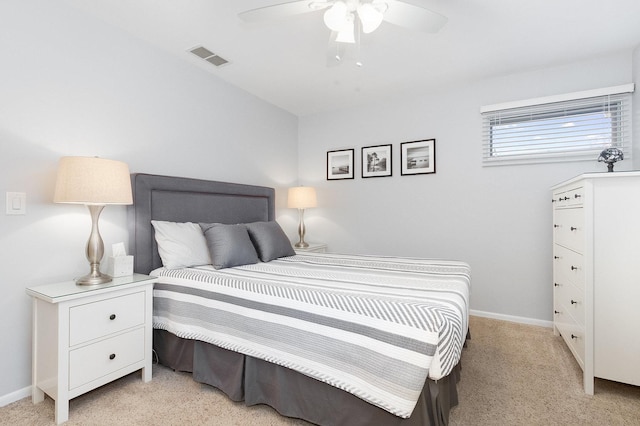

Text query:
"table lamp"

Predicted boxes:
[[54, 156, 133, 285], [287, 186, 317, 248]]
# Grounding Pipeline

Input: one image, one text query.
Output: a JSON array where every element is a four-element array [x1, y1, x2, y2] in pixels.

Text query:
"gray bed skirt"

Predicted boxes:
[[154, 330, 460, 426]]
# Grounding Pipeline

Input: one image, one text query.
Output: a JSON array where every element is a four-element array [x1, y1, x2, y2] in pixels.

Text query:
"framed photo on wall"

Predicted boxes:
[[327, 149, 354, 180], [362, 144, 392, 178], [401, 139, 436, 175]]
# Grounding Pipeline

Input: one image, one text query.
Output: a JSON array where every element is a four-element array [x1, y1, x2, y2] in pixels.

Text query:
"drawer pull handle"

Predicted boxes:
[[553, 224, 560, 228], [571, 334, 578, 340], [554, 256, 560, 260], [574, 194, 581, 199], [563, 196, 570, 201], [554, 282, 560, 287], [109, 314, 116, 320], [551, 199, 556, 203], [570, 226, 577, 231], [554, 310, 560, 314], [571, 266, 578, 270], [109, 353, 116, 360], [571, 299, 578, 305]]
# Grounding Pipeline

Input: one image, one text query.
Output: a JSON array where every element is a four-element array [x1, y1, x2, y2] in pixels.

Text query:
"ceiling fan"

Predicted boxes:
[[239, 0, 447, 66]]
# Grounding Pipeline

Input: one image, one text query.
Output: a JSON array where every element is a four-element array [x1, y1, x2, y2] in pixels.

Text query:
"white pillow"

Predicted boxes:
[[151, 220, 211, 269]]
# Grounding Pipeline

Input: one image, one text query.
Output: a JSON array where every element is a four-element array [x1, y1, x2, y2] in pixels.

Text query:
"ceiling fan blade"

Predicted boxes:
[[382, 0, 448, 33], [239, 0, 332, 23]]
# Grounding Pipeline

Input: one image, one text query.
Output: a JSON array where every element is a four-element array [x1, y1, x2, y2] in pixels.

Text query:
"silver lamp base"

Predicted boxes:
[[76, 204, 113, 286], [295, 208, 309, 248], [76, 271, 112, 286]]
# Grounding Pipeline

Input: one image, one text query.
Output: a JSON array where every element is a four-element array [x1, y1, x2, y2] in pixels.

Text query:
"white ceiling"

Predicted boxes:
[[63, 0, 640, 116]]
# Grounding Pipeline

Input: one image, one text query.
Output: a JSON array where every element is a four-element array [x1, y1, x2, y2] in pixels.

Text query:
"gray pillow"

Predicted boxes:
[[245, 221, 295, 262], [199, 223, 259, 269]]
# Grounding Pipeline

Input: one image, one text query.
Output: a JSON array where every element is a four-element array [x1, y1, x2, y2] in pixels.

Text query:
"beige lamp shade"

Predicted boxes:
[[54, 156, 133, 205], [288, 186, 317, 209]]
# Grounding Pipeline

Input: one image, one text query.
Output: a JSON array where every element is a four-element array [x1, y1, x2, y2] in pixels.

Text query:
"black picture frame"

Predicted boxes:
[[400, 139, 436, 175], [327, 149, 355, 180], [362, 144, 392, 178]]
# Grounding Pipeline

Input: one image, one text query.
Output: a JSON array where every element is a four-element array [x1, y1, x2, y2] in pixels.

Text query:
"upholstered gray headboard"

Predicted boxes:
[[128, 173, 275, 274]]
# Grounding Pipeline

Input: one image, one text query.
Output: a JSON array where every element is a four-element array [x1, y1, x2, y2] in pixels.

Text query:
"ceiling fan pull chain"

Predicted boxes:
[[355, 17, 363, 67]]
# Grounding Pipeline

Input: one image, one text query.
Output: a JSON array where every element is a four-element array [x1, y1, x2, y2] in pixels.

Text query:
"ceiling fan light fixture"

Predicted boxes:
[[335, 28, 355, 43], [324, 1, 349, 31], [335, 14, 356, 43], [357, 3, 384, 34]]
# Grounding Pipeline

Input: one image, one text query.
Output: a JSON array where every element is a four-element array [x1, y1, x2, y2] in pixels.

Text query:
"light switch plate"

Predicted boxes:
[[6, 192, 26, 215]]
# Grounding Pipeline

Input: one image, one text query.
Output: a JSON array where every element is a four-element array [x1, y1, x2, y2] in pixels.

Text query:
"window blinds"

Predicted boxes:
[[481, 85, 634, 166]]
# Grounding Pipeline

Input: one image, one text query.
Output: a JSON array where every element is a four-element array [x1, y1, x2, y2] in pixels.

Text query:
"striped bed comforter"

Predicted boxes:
[[151, 252, 471, 418]]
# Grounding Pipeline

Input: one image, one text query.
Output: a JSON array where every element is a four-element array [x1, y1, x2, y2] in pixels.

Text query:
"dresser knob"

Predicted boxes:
[[554, 256, 560, 260], [563, 196, 570, 201], [553, 224, 560, 228], [554, 310, 560, 314], [554, 282, 559, 287], [574, 194, 581, 198], [109, 353, 116, 360], [109, 314, 116, 320], [570, 266, 578, 270], [571, 334, 578, 340], [570, 226, 577, 231], [571, 299, 578, 305]]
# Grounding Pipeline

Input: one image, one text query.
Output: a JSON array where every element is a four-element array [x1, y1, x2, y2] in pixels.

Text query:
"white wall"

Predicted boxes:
[[298, 51, 634, 324], [0, 1, 298, 401]]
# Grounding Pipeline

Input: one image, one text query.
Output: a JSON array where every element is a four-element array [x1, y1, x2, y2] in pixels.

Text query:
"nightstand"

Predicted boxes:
[[294, 242, 327, 253], [26, 274, 157, 424]]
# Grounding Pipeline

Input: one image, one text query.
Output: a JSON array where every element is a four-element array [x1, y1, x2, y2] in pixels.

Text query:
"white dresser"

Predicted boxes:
[[26, 274, 157, 424], [551, 172, 640, 394]]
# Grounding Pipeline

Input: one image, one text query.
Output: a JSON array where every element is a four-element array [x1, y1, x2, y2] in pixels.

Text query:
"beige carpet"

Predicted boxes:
[[3, 316, 640, 425]]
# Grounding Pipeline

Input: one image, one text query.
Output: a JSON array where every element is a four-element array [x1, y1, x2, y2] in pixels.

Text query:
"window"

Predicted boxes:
[[481, 85, 634, 166]]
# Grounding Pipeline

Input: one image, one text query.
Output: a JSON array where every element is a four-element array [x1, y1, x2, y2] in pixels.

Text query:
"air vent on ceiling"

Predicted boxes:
[[189, 46, 229, 67]]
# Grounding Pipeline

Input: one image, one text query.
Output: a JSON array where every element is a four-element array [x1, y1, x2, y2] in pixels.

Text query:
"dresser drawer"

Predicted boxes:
[[68, 327, 145, 390], [69, 292, 145, 346], [553, 186, 584, 207], [553, 208, 584, 252], [558, 282, 584, 326], [555, 316, 585, 368], [554, 244, 585, 291]]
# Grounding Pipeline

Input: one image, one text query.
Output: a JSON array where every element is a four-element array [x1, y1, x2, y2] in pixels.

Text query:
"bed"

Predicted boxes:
[[128, 173, 470, 426]]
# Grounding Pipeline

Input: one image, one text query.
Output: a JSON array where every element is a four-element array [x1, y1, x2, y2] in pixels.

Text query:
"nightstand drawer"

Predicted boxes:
[[69, 291, 145, 346], [68, 327, 145, 390]]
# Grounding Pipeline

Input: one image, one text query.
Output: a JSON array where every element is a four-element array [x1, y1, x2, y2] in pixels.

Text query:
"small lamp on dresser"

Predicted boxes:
[[54, 156, 133, 285], [288, 186, 317, 248]]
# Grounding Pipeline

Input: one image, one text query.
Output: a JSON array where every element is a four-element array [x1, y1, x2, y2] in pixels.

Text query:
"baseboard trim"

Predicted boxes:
[[0, 385, 31, 407], [470, 309, 553, 328]]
